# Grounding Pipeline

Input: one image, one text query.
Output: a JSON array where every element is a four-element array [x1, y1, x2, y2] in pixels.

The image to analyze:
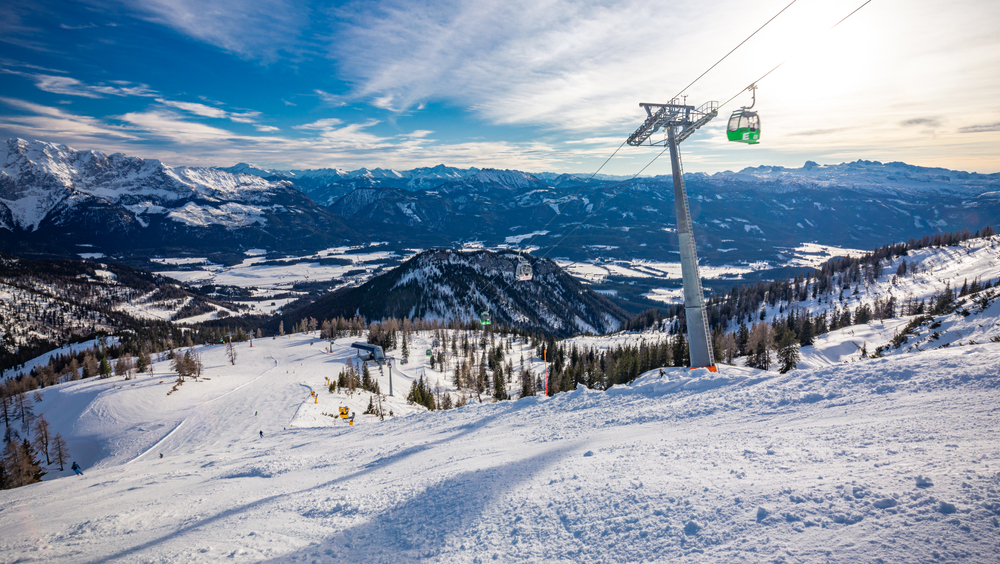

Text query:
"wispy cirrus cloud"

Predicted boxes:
[[0, 97, 140, 141], [119, 109, 246, 144], [113, 0, 311, 62], [901, 118, 941, 128], [1, 67, 158, 98], [314, 89, 347, 107], [959, 122, 1000, 134], [326, 0, 708, 129], [292, 118, 344, 130], [155, 98, 280, 132], [0, 98, 574, 170]]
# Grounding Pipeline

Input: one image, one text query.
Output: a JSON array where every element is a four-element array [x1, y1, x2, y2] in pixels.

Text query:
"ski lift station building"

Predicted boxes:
[[350, 342, 386, 366]]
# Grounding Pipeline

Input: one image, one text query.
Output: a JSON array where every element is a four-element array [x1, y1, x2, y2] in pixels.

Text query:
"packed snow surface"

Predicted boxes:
[[2, 331, 999, 563]]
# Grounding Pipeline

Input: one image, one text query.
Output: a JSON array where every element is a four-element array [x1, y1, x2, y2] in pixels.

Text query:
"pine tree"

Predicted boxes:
[[135, 349, 149, 375], [32, 415, 51, 466], [776, 329, 800, 374], [98, 355, 111, 378], [52, 433, 69, 471], [361, 363, 372, 392], [493, 362, 509, 401], [172, 352, 190, 381], [22, 438, 45, 483], [2, 440, 29, 488]]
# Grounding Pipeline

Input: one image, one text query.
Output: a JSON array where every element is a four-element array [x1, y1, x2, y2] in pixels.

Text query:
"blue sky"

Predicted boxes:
[[1, 0, 998, 174]]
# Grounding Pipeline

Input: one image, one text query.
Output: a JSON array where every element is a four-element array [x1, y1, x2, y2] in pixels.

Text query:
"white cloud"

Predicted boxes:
[[229, 112, 260, 124], [157, 99, 228, 119], [2, 68, 159, 98], [255, 125, 280, 132], [156, 98, 270, 128], [118, 0, 309, 61], [292, 118, 345, 130], [314, 89, 347, 106], [0, 97, 140, 140], [0, 99, 573, 171]]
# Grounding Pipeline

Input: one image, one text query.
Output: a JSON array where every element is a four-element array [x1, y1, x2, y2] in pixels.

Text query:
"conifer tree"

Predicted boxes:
[[32, 415, 51, 465], [776, 329, 801, 374], [493, 361, 509, 401], [22, 438, 45, 483], [135, 349, 149, 375], [2, 440, 29, 488], [99, 355, 111, 378], [361, 363, 372, 391], [52, 433, 69, 471]]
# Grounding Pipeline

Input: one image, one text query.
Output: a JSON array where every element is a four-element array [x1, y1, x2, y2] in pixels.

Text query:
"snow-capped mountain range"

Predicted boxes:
[[6, 136, 1000, 301], [0, 139, 357, 257]]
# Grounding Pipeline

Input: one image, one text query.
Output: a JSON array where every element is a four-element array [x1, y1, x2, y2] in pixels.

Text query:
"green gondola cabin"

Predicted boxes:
[[727, 109, 760, 144]]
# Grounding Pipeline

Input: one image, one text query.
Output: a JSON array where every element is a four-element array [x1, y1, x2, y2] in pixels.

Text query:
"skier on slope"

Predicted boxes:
[[259, 430, 264, 438], [71, 462, 83, 476]]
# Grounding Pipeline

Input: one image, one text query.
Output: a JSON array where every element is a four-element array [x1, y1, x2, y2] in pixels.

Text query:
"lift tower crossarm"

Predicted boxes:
[[626, 100, 718, 147]]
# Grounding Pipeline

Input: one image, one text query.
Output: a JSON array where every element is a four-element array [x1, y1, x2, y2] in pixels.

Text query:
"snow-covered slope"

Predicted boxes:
[[1, 330, 998, 562], [733, 236, 1000, 368]]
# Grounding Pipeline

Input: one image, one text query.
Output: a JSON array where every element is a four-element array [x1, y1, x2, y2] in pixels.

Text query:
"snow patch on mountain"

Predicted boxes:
[[167, 202, 269, 228]]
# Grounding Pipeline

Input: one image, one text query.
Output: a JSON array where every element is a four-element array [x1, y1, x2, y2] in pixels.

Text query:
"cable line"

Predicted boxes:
[[520, 0, 806, 255], [532, 0, 875, 301], [493, 0, 874, 302], [541, 144, 670, 261], [721, 0, 873, 109], [520, 140, 627, 252], [673, 0, 799, 101]]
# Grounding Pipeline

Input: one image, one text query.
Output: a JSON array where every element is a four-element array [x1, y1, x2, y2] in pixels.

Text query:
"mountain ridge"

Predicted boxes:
[[0, 138, 359, 258]]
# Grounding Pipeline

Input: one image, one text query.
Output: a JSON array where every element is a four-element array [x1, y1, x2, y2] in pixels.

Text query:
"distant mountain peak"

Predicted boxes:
[[287, 249, 629, 337]]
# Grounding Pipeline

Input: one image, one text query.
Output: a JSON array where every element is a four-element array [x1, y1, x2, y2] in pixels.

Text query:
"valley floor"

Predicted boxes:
[[1, 334, 999, 563]]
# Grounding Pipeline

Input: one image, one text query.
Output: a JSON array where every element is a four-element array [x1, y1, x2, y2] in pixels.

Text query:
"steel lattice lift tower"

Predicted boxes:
[[627, 98, 719, 371]]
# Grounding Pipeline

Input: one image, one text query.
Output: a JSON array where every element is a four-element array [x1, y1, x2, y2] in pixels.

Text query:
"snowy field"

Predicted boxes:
[[147, 241, 860, 298], [558, 243, 860, 288], [152, 245, 403, 290], [2, 332, 999, 562]]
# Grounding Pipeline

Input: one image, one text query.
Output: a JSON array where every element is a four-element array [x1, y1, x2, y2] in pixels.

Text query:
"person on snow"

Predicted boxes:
[[71, 462, 83, 476], [259, 430, 264, 438], [159, 453, 163, 459]]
